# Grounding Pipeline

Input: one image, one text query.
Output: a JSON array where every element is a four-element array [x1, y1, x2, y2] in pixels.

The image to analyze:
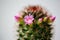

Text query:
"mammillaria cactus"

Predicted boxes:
[[15, 5, 56, 40]]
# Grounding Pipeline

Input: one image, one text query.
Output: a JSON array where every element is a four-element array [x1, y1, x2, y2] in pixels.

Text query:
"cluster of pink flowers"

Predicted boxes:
[[14, 6, 56, 25], [15, 14, 56, 25]]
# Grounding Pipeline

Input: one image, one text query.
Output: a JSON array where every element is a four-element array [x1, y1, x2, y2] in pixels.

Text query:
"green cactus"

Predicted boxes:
[[15, 6, 55, 40]]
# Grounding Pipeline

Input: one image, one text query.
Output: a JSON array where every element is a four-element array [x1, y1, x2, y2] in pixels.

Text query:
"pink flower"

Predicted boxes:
[[38, 18, 43, 23], [24, 14, 34, 25], [50, 16, 56, 22]]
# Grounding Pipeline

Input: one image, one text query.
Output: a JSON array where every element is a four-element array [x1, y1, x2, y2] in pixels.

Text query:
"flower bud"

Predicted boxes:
[[15, 16, 20, 22], [43, 17, 48, 22], [50, 16, 56, 22], [38, 18, 43, 23]]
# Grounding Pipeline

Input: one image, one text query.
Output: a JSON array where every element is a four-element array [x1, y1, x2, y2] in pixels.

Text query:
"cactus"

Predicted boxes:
[[15, 6, 56, 40]]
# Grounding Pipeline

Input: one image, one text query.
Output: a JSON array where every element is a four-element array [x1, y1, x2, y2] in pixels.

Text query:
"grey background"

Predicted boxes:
[[0, 0, 60, 40]]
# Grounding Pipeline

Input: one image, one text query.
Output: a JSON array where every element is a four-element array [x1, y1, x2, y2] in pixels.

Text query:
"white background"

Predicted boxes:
[[0, 0, 60, 40]]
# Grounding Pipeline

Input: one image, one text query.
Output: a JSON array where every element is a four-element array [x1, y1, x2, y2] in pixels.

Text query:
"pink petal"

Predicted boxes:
[[15, 16, 20, 21]]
